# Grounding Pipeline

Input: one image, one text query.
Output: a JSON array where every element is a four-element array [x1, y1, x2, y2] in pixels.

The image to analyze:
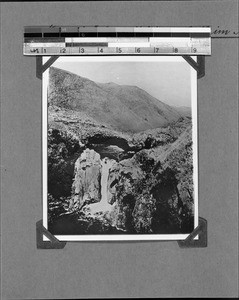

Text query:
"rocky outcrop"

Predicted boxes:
[[107, 156, 144, 204], [104, 147, 193, 233], [71, 148, 102, 210], [48, 128, 82, 199], [107, 151, 155, 231], [48, 116, 194, 234]]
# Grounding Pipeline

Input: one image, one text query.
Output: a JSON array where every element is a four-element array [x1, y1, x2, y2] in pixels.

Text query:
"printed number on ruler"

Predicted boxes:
[[30, 48, 40, 53]]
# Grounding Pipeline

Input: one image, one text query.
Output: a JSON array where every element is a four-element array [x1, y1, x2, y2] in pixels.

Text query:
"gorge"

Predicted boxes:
[[47, 66, 195, 235]]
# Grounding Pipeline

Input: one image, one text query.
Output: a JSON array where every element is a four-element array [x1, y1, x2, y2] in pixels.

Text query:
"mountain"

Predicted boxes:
[[48, 67, 182, 133], [47, 67, 194, 234], [173, 106, 191, 118]]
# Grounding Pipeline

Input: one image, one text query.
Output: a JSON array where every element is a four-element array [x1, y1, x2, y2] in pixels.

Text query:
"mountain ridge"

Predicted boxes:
[[48, 66, 183, 133]]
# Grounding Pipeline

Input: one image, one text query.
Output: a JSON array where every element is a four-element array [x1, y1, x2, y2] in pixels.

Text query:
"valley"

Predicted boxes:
[[47, 66, 194, 235]]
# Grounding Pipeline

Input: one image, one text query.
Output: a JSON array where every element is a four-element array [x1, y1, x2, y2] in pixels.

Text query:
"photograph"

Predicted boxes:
[[42, 56, 198, 241]]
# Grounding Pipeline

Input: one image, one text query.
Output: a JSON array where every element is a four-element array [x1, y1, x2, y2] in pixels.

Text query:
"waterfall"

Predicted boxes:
[[100, 157, 112, 207], [86, 157, 115, 215]]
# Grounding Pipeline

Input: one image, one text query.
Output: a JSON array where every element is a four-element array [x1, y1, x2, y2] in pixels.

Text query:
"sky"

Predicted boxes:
[[52, 57, 194, 107]]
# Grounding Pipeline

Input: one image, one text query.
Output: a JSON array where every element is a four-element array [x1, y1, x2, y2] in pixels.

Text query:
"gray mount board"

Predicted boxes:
[[1, 1, 238, 299]]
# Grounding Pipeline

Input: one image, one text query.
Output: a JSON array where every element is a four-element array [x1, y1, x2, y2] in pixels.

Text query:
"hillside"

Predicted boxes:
[[173, 106, 191, 118], [48, 67, 182, 133], [47, 66, 195, 235]]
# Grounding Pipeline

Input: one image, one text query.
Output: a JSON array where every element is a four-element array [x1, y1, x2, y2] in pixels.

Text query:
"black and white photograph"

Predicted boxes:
[[43, 56, 198, 241], [3, 1, 239, 298]]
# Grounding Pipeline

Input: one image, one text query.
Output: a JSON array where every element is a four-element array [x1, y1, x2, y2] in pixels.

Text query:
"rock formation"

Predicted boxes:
[[71, 149, 102, 210], [47, 67, 195, 235]]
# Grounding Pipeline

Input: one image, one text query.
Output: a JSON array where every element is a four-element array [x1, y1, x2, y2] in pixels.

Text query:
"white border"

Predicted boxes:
[[42, 56, 198, 241]]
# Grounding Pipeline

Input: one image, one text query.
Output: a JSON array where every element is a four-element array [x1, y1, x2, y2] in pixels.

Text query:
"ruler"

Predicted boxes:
[[23, 26, 211, 55]]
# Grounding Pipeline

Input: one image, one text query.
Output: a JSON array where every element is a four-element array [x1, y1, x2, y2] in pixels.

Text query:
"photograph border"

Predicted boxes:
[[42, 55, 198, 241]]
